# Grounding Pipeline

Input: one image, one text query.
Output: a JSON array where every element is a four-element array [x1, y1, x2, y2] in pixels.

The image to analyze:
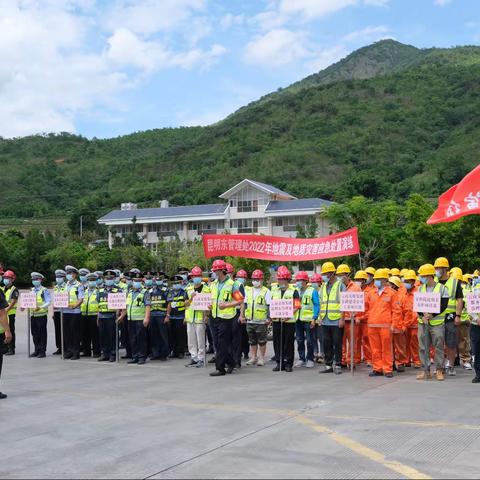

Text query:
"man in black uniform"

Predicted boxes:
[[166, 275, 188, 358], [149, 271, 170, 360]]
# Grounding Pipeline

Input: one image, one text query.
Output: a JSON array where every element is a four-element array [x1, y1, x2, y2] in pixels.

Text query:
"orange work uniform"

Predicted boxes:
[[391, 288, 408, 367], [362, 283, 375, 364], [401, 287, 421, 367]]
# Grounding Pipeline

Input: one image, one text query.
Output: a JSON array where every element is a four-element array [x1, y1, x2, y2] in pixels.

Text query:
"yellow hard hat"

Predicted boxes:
[[450, 267, 463, 281], [389, 276, 402, 289], [365, 267, 376, 276], [321, 262, 336, 274], [354, 270, 368, 281], [336, 264, 351, 275], [434, 257, 450, 269], [373, 268, 389, 280], [463, 274, 470, 283], [390, 268, 400, 276], [403, 270, 417, 281], [418, 264, 435, 277], [474, 269, 480, 278], [400, 268, 409, 277]]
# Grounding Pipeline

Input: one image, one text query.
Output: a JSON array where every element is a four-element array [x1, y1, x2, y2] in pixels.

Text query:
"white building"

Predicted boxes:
[[98, 179, 333, 250]]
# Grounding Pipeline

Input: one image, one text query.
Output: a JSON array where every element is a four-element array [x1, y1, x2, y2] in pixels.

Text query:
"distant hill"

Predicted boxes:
[[1, 40, 480, 232]]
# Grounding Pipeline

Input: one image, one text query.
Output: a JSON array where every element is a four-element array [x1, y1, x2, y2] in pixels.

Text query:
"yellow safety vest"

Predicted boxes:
[[320, 281, 341, 321], [418, 283, 448, 326], [127, 289, 147, 321], [271, 286, 296, 323], [445, 276, 458, 315], [185, 283, 211, 324], [31, 286, 48, 317], [81, 288, 99, 315], [5, 285, 18, 315], [245, 285, 269, 323], [298, 286, 315, 322], [67, 281, 81, 308], [210, 278, 237, 320], [462, 285, 471, 323]]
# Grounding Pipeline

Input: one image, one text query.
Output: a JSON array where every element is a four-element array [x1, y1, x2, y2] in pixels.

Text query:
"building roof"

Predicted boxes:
[[265, 198, 333, 213], [219, 179, 296, 200], [98, 203, 227, 223]]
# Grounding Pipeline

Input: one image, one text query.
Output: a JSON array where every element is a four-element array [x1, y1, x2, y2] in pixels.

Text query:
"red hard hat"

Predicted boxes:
[[277, 266, 291, 280], [3, 270, 16, 280], [252, 269, 264, 280], [295, 271, 309, 282], [190, 266, 203, 277], [212, 259, 226, 271], [236, 269, 248, 279], [311, 273, 322, 283], [225, 262, 234, 275]]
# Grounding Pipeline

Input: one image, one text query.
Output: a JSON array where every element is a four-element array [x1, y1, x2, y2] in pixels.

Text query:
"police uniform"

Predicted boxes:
[[3, 275, 19, 355], [127, 272, 151, 364], [119, 270, 135, 359], [96, 269, 122, 362], [148, 271, 170, 360], [29, 272, 51, 357], [63, 265, 85, 360], [81, 272, 100, 357], [52, 269, 67, 355], [166, 275, 188, 358]]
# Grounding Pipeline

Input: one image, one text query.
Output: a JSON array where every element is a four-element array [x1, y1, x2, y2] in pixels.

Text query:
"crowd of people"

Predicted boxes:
[[0, 256, 479, 398]]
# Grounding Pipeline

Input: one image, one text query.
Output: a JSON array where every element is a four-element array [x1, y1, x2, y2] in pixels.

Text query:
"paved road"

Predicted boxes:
[[1, 310, 479, 479]]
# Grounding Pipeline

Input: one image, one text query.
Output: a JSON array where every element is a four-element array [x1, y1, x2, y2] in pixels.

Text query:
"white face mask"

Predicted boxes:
[[252, 280, 261, 288], [354, 281, 363, 287]]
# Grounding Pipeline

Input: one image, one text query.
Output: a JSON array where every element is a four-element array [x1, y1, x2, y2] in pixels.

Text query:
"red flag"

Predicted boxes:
[[427, 164, 480, 224]]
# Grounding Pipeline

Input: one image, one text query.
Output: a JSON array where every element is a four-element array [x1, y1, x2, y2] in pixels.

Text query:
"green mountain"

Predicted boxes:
[[1, 40, 480, 232]]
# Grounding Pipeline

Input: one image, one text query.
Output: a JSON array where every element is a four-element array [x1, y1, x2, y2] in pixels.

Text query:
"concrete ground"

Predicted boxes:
[[2, 310, 480, 479]]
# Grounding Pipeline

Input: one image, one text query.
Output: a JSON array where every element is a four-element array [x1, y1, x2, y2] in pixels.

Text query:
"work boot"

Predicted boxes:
[[272, 364, 281, 372], [210, 370, 225, 377], [472, 377, 480, 384], [29, 352, 38, 358], [0, 393, 7, 399], [127, 358, 138, 364], [138, 359, 146, 365], [37, 353, 46, 358], [53, 349, 62, 355], [284, 365, 293, 372], [416, 371, 431, 380], [226, 366, 235, 374], [436, 370, 445, 381]]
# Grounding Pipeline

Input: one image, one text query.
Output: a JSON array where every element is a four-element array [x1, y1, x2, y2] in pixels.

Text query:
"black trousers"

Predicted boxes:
[[211, 317, 235, 372], [231, 312, 243, 366], [272, 321, 295, 368], [31, 315, 47, 354], [170, 318, 187, 357], [82, 314, 100, 356], [120, 319, 131, 357], [322, 325, 344, 367], [149, 315, 170, 358], [0, 333, 4, 381], [7, 314, 15, 352], [53, 311, 62, 351], [206, 321, 214, 351], [99, 315, 116, 360], [129, 321, 147, 360], [209, 318, 219, 353], [471, 324, 480, 378], [64, 313, 81, 356]]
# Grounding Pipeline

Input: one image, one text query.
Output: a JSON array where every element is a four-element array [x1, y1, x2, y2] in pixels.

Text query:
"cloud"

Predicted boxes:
[[220, 13, 245, 29], [363, 0, 390, 6], [244, 29, 309, 66], [343, 25, 390, 42], [278, 0, 357, 19], [307, 45, 348, 72], [433, 0, 452, 5]]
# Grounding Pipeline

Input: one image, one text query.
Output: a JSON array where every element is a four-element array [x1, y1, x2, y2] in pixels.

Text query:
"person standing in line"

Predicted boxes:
[[0, 287, 12, 399], [3, 270, 19, 356], [28, 272, 51, 358]]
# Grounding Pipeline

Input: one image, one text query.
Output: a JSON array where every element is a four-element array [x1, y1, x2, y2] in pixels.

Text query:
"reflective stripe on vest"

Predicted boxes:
[[5, 286, 18, 315], [298, 286, 315, 322], [271, 286, 296, 323], [320, 281, 341, 321], [418, 283, 447, 326], [245, 286, 269, 323], [81, 288, 99, 315], [461, 285, 471, 322], [185, 283, 210, 323], [67, 281, 81, 307], [127, 290, 146, 321], [445, 277, 458, 315], [211, 279, 236, 319], [150, 287, 168, 312], [97, 287, 120, 313], [31, 286, 48, 316]]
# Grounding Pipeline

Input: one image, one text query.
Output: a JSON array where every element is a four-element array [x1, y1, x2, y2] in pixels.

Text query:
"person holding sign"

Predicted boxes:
[[0, 287, 11, 399], [364, 269, 400, 378], [63, 266, 84, 360], [416, 264, 450, 381], [244, 269, 271, 367], [52, 269, 67, 355], [184, 266, 210, 368], [294, 271, 319, 369], [318, 262, 345, 375], [3, 270, 19, 355], [97, 269, 123, 362], [28, 272, 51, 358], [271, 266, 300, 373], [81, 272, 100, 358]]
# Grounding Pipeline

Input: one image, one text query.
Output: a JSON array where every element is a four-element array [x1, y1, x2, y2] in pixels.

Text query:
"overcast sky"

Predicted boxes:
[[1, 0, 479, 138]]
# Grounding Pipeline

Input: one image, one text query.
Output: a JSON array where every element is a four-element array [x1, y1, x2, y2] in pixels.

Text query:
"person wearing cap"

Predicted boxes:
[[118, 270, 133, 359], [62, 266, 85, 360], [309, 273, 324, 363], [121, 272, 151, 365], [79, 268, 90, 286], [28, 272, 51, 358], [95, 271, 104, 288], [271, 266, 300, 372], [52, 270, 67, 355], [362, 267, 376, 365], [96, 269, 124, 362], [81, 272, 100, 358], [3, 270, 19, 355], [400, 270, 421, 369], [339, 265, 362, 369], [294, 271, 319, 369], [318, 262, 345, 374], [363, 268, 400, 378], [351, 270, 369, 365], [184, 266, 210, 368], [389, 276, 408, 372], [209, 259, 244, 377], [113, 269, 122, 288], [166, 274, 188, 359], [244, 269, 271, 367], [416, 264, 450, 381], [148, 271, 170, 361], [0, 284, 11, 399]]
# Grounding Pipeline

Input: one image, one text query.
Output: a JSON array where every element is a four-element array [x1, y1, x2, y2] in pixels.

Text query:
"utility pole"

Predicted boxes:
[[80, 215, 83, 238]]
